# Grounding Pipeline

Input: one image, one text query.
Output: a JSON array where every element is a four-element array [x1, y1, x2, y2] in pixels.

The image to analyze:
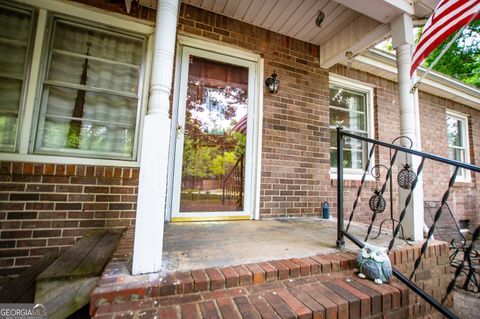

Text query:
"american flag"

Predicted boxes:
[[231, 115, 247, 134], [410, 0, 480, 76]]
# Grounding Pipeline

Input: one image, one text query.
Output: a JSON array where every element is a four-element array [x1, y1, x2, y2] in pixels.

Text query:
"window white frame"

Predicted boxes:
[[166, 35, 264, 221], [329, 74, 375, 180], [32, 14, 147, 161], [446, 110, 471, 182], [2, 0, 155, 167]]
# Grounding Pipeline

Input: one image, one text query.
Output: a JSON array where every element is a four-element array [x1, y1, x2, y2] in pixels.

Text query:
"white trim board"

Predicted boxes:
[[13, 0, 154, 34], [353, 49, 480, 110], [0, 153, 140, 167]]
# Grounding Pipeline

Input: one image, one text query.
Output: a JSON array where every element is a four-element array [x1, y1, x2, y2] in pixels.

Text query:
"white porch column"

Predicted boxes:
[[132, 0, 180, 275], [391, 14, 424, 241]]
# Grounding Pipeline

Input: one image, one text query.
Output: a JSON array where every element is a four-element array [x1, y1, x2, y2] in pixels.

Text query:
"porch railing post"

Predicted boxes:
[[336, 126, 345, 249]]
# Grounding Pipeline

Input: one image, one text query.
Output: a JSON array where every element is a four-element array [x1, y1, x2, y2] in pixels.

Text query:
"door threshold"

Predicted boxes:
[[171, 216, 251, 222]]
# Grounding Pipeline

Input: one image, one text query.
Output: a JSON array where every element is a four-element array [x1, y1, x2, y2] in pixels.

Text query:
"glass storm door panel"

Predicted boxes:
[[172, 47, 255, 219]]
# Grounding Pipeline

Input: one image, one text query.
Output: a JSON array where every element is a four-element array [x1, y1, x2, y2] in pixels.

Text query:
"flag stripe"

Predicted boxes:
[[232, 115, 247, 134], [411, 14, 478, 75], [410, 0, 480, 76], [412, 1, 478, 61]]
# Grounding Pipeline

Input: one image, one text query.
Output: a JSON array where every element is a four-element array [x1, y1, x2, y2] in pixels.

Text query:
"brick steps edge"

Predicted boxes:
[[90, 240, 450, 316], [90, 250, 357, 314]]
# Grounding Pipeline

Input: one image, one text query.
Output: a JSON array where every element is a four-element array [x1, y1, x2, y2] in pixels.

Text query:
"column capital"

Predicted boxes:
[[391, 13, 414, 49]]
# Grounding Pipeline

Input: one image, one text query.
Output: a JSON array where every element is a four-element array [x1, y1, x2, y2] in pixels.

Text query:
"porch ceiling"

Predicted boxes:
[[137, 0, 439, 67], [183, 0, 360, 45], [178, 0, 438, 45], [177, 0, 439, 68]]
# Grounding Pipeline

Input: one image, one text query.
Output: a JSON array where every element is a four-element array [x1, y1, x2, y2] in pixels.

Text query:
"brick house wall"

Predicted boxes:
[[1, 1, 479, 277], [419, 93, 480, 227]]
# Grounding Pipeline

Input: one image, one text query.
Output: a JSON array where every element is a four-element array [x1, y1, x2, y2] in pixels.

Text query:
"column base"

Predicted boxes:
[[132, 113, 171, 275]]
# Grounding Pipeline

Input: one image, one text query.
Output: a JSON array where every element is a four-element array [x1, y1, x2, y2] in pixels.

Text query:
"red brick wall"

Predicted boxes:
[[0, 162, 138, 277], [419, 92, 480, 227]]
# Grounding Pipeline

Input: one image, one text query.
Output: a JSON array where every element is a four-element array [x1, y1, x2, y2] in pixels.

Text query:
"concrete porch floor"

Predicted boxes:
[[162, 218, 397, 272]]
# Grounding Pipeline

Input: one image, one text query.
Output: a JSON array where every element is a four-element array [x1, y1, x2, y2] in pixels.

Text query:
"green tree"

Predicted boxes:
[[182, 135, 215, 180], [210, 151, 237, 176], [422, 20, 480, 88]]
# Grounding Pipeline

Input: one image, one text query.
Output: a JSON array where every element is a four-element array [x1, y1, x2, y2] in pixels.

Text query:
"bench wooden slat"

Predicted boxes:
[[35, 277, 99, 319], [0, 252, 60, 303], [35, 228, 126, 319], [37, 230, 105, 281], [71, 229, 124, 278]]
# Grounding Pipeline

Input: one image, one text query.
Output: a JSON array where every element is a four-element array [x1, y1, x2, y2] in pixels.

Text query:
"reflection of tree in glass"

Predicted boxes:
[[182, 135, 215, 180], [186, 83, 247, 136], [446, 116, 461, 146], [211, 151, 237, 176], [43, 121, 133, 156], [182, 79, 248, 197], [330, 88, 353, 109], [227, 131, 246, 158]]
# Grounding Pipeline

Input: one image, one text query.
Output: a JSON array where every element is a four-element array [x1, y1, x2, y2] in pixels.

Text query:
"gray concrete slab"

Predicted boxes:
[[161, 218, 402, 272]]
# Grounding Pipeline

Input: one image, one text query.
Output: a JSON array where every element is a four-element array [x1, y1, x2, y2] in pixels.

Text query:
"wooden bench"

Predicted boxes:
[[35, 228, 125, 319]]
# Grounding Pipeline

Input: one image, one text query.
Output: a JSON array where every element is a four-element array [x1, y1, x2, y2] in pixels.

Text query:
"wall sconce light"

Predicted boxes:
[[345, 51, 353, 69], [265, 71, 279, 93], [315, 11, 325, 27]]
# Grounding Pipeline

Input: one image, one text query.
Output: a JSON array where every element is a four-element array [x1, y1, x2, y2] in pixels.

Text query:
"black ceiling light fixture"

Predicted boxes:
[[315, 11, 325, 27], [265, 70, 279, 93]]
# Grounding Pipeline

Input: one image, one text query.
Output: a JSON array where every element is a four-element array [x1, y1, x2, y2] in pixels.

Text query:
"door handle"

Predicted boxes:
[[177, 125, 184, 136]]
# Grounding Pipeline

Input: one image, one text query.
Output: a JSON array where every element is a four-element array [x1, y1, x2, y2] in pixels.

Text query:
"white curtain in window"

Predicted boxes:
[[37, 20, 144, 159]]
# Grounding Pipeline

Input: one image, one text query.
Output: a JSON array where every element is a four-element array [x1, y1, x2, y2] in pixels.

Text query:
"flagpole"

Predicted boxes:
[[411, 10, 480, 93]]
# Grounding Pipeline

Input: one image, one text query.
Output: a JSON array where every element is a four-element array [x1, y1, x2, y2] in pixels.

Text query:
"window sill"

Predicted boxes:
[[330, 172, 376, 187], [453, 178, 473, 186], [0, 152, 140, 168], [330, 172, 376, 182]]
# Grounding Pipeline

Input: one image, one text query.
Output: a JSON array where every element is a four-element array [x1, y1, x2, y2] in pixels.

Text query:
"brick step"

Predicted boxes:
[[90, 251, 359, 315], [93, 270, 412, 319]]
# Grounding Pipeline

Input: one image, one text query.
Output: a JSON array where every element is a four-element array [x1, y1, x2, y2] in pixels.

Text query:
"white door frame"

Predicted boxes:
[[166, 35, 264, 222]]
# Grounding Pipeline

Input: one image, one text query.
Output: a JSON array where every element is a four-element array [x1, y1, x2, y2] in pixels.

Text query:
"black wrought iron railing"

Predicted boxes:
[[336, 127, 480, 319]]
